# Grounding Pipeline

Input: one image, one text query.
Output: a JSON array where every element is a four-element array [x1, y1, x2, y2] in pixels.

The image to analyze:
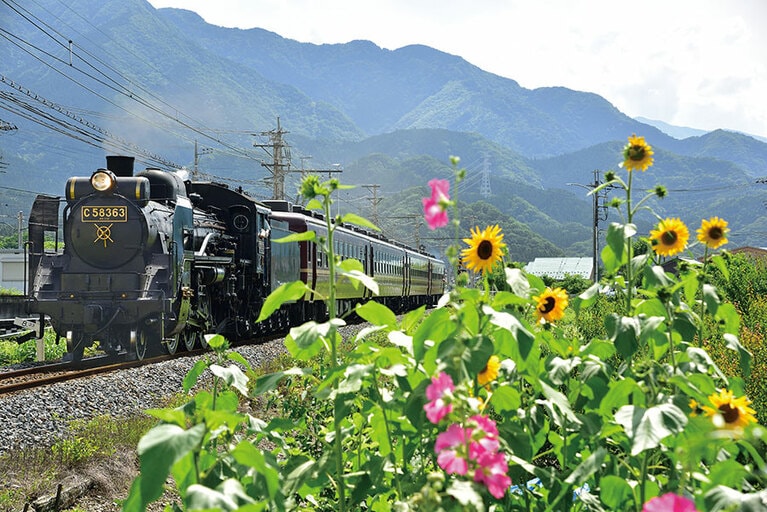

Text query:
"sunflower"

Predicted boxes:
[[461, 225, 506, 274], [697, 216, 729, 250], [649, 217, 689, 257], [532, 287, 569, 323], [478, 355, 501, 387], [621, 134, 654, 172], [701, 389, 757, 430]]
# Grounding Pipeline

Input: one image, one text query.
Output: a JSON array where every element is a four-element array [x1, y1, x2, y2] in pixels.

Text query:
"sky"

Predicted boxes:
[[146, 0, 767, 139]]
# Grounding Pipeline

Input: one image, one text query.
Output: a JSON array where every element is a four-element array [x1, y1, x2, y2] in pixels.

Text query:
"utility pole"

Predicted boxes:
[[480, 155, 491, 198], [361, 184, 383, 226], [253, 117, 292, 200], [193, 140, 213, 179], [568, 169, 608, 283], [17, 211, 23, 250]]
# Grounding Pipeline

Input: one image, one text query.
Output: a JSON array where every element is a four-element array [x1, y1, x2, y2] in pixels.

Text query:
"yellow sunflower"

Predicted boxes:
[[461, 225, 506, 274], [478, 355, 501, 387], [697, 216, 729, 250], [649, 217, 689, 257], [621, 134, 654, 172], [532, 287, 569, 323], [701, 389, 757, 430]]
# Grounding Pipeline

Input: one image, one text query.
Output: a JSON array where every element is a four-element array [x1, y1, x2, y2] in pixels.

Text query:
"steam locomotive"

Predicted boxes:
[[26, 156, 446, 361]]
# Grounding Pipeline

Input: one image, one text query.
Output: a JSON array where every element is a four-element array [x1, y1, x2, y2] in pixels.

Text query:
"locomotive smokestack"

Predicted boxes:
[[106, 155, 135, 177]]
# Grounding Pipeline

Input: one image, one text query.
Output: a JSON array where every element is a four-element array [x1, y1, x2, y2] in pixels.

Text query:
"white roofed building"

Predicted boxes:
[[524, 257, 593, 281]]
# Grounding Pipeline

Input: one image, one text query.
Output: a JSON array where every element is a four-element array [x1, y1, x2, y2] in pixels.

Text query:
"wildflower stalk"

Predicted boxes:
[[448, 156, 465, 288], [698, 246, 710, 345], [624, 169, 635, 316], [371, 364, 404, 499], [323, 193, 347, 512]]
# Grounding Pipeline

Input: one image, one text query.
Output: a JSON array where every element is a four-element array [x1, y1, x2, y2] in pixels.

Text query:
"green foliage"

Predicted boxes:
[[0, 329, 66, 365], [125, 164, 767, 512]]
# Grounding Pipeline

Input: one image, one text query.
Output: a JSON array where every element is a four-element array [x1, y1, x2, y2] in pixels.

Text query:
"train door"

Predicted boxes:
[[403, 252, 410, 297]]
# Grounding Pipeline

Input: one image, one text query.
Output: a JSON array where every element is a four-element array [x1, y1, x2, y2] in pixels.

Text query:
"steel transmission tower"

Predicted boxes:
[[253, 117, 292, 200]]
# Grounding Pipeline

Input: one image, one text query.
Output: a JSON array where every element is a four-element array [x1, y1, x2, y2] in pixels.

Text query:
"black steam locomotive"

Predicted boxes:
[[26, 156, 446, 361]]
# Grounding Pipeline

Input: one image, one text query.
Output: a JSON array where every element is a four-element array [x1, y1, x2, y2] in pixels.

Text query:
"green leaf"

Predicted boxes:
[[702, 283, 720, 316], [614, 403, 687, 455], [723, 333, 752, 378], [227, 350, 252, 372], [413, 308, 453, 362], [144, 407, 187, 427], [339, 267, 379, 294], [185, 482, 248, 511], [273, 231, 316, 243], [704, 486, 767, 512], [540, 380, 581, 426], [400, 305, 426, 333], [445, 480, 484, 509], [135, 423, 206, 505], [253, 367, 311, 395], [605, 314, 639, 359], [355, 300, 397, 327], [489, 384, 521, 412], [715, 302, 740, 335], [600, 475, 634, 508], [305, 198, 323, 210], [602, 222, 634, 274], [257, 281, 309, 322], [210, 364, 250, 396], [340, 212, 380, 231], [338, 363, 373, 394], [599, 378, 643, 416], [505, 268, 531, 298], [572, 282, 600, 314], [285, 323, 326, 361], [369, 406, 392, 456], [183, 359, 209, 393], [231, 440, 281, 499]]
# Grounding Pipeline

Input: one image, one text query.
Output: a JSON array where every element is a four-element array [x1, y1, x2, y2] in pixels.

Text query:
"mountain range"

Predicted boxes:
[[2, 0, 767, 261]]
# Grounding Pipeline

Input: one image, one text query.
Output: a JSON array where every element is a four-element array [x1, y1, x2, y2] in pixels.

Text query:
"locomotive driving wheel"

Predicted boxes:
[[135, 316, 162, 361], [165, 334, 180, 355], [181, 329, 199, 351]]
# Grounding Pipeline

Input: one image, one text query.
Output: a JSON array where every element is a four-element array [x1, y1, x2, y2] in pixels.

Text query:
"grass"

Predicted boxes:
[[0, 413, 159, 511]]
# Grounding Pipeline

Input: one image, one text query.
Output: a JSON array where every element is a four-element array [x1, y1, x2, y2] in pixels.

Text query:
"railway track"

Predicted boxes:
[[0, 352, 199, 395], [0, 329, 288, 395]]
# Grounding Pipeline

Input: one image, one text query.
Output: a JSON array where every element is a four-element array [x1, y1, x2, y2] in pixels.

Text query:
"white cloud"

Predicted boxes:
[[148, 0, 767, 138]]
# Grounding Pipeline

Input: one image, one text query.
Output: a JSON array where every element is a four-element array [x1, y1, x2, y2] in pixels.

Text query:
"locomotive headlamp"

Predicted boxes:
[[90, 169, 117, 193]]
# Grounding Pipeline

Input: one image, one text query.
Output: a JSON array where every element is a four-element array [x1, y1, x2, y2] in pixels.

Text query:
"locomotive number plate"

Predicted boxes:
[[81, 206, 128, 222]]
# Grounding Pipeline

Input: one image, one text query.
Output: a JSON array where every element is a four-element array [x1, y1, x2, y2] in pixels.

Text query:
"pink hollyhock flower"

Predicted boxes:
[[474, 450, 512, 499], [422, 179, 450, 230], [435, 424, 471, 475], [467, 415, 500, 455], [424, 372, 455, 424], [643, 493, 698, 512]]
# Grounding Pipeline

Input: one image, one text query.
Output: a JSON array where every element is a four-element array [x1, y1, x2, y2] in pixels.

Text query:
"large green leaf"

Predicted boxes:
[[257, 281, 309, 322], [272, 231, 316, 243], [285, 321, 329, 360], [340, 212, 380, 231], [210, 364, 250, 396], [600, 475, 634, 509], [614, 403, 687, 456], [134, 423, 207, 506], [412, 307, 453, 362], [355, 300, 396, 327]]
